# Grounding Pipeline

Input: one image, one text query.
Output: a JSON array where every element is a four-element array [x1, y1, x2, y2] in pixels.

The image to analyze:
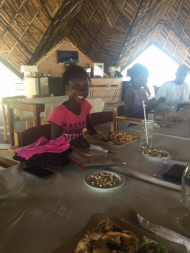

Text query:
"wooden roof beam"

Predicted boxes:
[[128, 1, 162, 61], [8, 4, 46, 56], [163, 0, 183, 49], [115, 0, 145, 67], [74, 0, 112, 52], [28, 0, 83, 64], [95, 0, 127, 63], [1, 0, 28, 36]]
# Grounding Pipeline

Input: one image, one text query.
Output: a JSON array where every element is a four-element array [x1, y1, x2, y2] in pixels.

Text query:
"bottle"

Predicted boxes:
[[179, 162, 190, 230]]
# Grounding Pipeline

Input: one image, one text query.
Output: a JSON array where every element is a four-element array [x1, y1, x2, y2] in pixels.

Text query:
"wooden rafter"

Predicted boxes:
[[1, 0, 190, 72]]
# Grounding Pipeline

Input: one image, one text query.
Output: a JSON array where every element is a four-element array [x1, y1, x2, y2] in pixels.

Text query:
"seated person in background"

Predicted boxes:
[[124, 63, 165, 118], [156, 64, 190, 110], [48, 65, 98, 145]]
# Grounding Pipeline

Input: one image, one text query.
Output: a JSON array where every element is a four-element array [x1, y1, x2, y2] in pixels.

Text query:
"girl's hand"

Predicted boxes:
[[71, 135, 90, 148]]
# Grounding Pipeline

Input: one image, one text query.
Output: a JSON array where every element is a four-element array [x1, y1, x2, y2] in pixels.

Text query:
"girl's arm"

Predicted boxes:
[[144, 85, 151, 96], [124, 89, 141, 117], [86, 114, 98, 135], [124, 90, 165, 117], [50, 122, 62, 139]]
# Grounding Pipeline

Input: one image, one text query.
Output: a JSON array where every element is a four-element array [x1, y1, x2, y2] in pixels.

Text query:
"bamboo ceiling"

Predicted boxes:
[[0, 0, 190, 76]]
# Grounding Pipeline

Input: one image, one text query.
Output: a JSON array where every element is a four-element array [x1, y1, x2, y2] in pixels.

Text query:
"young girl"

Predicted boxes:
[[48, 65, 98, 142], [124, 63, 165, 118]]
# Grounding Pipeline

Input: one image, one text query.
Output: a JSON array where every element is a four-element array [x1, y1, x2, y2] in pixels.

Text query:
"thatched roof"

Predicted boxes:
[[1, 0, 190, 77]]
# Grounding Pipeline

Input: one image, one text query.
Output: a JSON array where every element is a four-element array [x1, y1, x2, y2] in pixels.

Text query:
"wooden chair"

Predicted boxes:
[[91, 111, 114, 131], [16, 124, 51, 147], [8, 124, 51, 154], [113, 105, 142, 131], [1, 95, 33, 141], [32, 94, 53, 98]]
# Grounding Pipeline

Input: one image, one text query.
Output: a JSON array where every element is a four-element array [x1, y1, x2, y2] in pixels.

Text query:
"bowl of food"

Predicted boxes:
[[154, 116, 186, 124], [142, 148, 171, 160], [84, 170, 125, 190]]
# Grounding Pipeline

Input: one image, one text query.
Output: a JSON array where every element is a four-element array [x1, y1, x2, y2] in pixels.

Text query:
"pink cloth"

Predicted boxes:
[[15, 136, 70, 160], [48, 100, 92, 141]]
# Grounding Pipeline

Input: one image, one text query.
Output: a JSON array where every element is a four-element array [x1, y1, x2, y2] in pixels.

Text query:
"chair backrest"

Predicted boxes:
[[16, 124, 51, 147], [91, 111, 114, 131], [113, 105, 142, 131], [32, 94, 53, 98], [117, 105, 125, 116], [91, 111, 113, 125]]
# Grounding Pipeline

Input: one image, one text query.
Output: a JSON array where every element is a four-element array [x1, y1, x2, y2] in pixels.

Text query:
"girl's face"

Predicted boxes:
[[134, 71, 149, 88], [66, 75, 89, 104]]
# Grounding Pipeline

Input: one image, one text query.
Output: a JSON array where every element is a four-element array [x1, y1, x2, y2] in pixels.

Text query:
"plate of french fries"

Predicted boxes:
[[85, 131, 139, 147]]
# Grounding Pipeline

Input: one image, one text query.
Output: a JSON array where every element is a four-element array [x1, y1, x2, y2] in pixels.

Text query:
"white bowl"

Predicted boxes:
[[142, 148, 172, 160]]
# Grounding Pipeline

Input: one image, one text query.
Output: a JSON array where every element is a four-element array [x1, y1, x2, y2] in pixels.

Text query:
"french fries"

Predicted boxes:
[[90, 131, 139, 146]]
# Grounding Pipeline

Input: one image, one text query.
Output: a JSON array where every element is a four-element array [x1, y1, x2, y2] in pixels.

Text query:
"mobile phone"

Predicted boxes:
[[23, 166, 54, 180], [162, 164, 187, 184]]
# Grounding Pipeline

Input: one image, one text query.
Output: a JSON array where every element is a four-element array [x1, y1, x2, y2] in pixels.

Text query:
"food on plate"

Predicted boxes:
[[90, 131, 139, 146], [89, 172, 119, 188], [75, 220, 169, 253], [154, 116, 185, 123], [75, 219, 140, 253], [138, 236, 168, 253], [144, 149, 169, 158]]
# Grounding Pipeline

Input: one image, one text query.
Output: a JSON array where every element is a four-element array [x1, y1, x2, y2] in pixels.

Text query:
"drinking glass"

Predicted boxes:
[[140, 120, 154, 149], [160, 105, 175, 128]]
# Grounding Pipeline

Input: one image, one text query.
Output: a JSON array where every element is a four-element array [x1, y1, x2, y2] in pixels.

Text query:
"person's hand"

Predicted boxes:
[[70, 135, 90, 148], [146, 98, 156, 109], [157, 96, 165, 105]]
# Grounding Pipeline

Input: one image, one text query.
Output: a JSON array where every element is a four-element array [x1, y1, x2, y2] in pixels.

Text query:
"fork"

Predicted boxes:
[[126, 208, 140, 226]]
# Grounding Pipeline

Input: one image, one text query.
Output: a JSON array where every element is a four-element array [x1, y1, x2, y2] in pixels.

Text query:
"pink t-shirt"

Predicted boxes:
[[48, 100, 92, 140]]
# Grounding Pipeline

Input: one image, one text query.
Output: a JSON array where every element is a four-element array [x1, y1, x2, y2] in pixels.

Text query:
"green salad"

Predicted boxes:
[[138, 236, 169, 253]]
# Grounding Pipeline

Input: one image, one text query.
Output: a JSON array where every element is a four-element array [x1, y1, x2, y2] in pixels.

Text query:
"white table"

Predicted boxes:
[[87, 128, 190, 191], [146, 109, 190, 139], [0, 163, 189, 253]]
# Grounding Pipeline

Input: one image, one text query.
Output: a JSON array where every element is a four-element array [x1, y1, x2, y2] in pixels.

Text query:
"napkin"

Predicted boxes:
[[137, 213, 190, 252], [90, 144, 109, 153]]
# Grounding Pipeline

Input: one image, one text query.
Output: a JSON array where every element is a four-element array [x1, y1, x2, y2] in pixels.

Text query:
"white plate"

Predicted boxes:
[[84, 170, 125, 190], [142, 149, 171, 160], [51, 213, 187, 253]]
